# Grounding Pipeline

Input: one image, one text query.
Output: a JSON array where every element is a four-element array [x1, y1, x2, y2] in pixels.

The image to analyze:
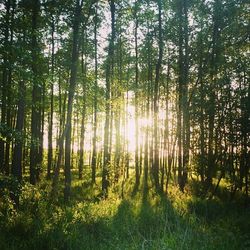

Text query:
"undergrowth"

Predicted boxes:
[[0, 171, 249, 250]]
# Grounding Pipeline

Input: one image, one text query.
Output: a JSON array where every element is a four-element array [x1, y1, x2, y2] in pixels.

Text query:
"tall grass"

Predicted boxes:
[[0, 171, 249, 250]]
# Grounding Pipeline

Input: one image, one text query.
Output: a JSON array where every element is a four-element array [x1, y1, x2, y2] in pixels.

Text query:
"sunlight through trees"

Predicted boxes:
[[0, 1, 249, 248]]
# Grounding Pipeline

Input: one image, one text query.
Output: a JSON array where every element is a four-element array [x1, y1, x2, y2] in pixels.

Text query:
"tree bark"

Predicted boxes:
[[30, 0, 41, 185], [11, 78, 25, 207], [78, 31, 87, 180], [91, 4, 98, 183], [0, 0, 11, 173], [102, 0, 115, 196], [153, 0, 163, 190], [47, 13, 55, 179], [206, 0, 220, 189], [64, 0, 83, 202], [134, 4, 140, 186]]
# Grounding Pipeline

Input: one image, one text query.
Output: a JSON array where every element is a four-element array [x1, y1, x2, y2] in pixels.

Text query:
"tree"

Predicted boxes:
[[30, 0, 42, 185], [102, 0, 115, 196], [91, 2, 98, 183]]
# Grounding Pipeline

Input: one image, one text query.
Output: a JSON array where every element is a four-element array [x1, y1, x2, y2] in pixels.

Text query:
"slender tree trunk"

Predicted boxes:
[[78, 102, 86, 179], [37, 77, 45, 182], [30, 0, 41, 185], [177, 0, 184, 191], [144, 23, 152, 187], [134, 7, 140, 186], [51, 73, 67, 194], [102, 0, 115, 196], [11, 78, 25, 207], [0, 0, 11, 173], [4, 1, 15, 176], [91, 4, 98, 183], [197, 33, 205, 183], [182, 0, 189, 186], [177, 0, 190, 192], [114, 27, 123, 183], [126, 80, 130, 179], [206, 0, 220, 189], [164, 60, 170, 192], [64, 0, 83, 202], [47, 15, 55, 179], [78, 33, 87, 180], [153, 0, 163, 190]]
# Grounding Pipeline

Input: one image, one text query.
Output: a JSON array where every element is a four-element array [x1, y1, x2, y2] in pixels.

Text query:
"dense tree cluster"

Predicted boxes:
[[0, 0, 249, 205]]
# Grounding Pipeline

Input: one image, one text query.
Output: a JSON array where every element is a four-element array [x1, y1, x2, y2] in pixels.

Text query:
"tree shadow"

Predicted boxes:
[[131, 180, 140, 198], [70, 181, 250, 249], [131, 172, 149, 198], [3, 175, 250, 250]]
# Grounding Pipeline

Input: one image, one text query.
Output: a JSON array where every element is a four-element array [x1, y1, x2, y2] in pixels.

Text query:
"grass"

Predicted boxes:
[[0, 169, 249, 250]]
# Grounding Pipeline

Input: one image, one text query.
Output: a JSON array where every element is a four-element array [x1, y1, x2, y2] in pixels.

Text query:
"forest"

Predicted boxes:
[[0, 0, 249, 249]]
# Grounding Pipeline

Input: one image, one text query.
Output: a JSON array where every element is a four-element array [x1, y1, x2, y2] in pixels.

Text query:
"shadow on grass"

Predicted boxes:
[[110, 180, 203, 249], [131, 181, 140, 198], [1, 175, 250, 250]]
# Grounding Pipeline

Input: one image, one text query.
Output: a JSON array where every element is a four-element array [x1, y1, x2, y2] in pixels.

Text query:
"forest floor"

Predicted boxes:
[[0, 169, 250, 250]]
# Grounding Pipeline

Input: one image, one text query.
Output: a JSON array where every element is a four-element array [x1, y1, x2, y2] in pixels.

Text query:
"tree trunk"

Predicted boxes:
[[0, 0, 11, 173], [47, 15, 55, 179], [11, 78, 25, 207], [78, 33, 87, 180], [182, 0, 190, 187], [64, 0, 83, 202], [30, 0, 41, 185], [134, 5, 139, 186], [91, 4, 98, 183], [102, 0, 115, 196], [144, 20, 152, 187], [153, 0, 163, 191], [4, 1, 15, 176], [206, 0, 220, 189]]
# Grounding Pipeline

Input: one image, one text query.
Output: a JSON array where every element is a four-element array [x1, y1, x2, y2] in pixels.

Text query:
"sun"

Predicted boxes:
[[125, 106, 152, 153]]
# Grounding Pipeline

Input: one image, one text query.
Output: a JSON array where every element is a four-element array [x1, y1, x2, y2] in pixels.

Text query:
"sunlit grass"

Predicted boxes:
[[0, 170, 249, 250]]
